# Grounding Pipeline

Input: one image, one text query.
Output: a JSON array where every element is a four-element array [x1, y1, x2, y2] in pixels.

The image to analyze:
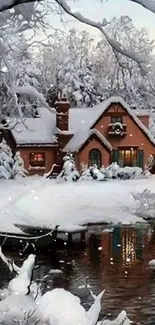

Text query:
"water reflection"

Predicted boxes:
[[1, 225, 155, 324], [63, 224, 155, 325]]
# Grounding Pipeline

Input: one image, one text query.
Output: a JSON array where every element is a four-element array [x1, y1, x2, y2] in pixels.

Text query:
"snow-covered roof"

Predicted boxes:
[[69, 97, 150, 132], [11, 108, 57, 145], [63, 128, 112, 152], [10, 96, 154, 149], [132, 109, 150, 116], [67, 96, 155, 150]]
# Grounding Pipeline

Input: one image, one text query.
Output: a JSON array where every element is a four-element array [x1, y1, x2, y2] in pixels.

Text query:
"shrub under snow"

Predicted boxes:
[[57, 153, 80, 182], [80, 164, 105, 181], [80, 163, 149, 181], [102, 163, 151, 180]]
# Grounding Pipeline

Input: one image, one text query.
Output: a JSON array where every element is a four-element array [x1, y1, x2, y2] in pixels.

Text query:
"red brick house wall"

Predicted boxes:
[[90, 103, 155, 168], [138, 115, 149, 129], [2, 100, 154, 175], [19, 146, 56, 175], [78, 139, 110, 168]]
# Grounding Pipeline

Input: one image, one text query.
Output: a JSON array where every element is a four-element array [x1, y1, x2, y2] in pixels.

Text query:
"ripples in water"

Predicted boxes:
[[0, 224, 155, 325]]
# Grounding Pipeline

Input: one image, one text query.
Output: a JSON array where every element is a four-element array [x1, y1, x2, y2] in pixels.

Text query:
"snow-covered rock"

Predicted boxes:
[[149, 259, 155, 270], [38, 288, 89, 325]]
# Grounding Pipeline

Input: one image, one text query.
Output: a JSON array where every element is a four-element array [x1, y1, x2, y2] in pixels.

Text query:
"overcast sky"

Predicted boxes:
[[44, 0, 155, 41]]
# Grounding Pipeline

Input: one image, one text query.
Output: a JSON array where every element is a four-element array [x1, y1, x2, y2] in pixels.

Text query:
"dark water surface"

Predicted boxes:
[[1, 224, 155, 324]]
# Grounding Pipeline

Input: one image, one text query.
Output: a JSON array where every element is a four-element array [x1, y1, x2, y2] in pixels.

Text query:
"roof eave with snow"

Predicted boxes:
[[90, 96, 155, 146], [63, 128, 112, 153]]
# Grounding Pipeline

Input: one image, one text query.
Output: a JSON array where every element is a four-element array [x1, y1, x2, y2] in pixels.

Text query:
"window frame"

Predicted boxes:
[[88, 148, 101, 167], [29, 152, 45, 167], [118, 149, 137, 167], [111, 116, 123, 124]]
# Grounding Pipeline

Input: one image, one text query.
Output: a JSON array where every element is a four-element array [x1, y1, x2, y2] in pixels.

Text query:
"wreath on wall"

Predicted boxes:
[[112, 122, 123, 135]]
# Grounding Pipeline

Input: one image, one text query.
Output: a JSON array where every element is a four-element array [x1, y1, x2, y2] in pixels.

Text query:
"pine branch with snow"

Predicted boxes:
[[13, 151, 28, 178], [0, 138, 14, 179]]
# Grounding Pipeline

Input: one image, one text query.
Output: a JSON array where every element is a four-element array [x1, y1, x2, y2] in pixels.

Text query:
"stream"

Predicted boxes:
[[0, 224, 155, 325]]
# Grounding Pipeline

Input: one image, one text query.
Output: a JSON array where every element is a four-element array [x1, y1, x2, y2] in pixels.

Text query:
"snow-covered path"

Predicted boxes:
[[0, 175, 154, 233]]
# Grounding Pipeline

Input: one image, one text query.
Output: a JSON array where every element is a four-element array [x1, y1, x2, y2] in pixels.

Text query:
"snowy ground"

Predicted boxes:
[[0, 175, 155, 233]]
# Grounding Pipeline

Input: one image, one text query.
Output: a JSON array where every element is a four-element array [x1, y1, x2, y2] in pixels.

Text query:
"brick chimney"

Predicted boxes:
[[55, 93, 73, 167], [55, 94, 70, 131]]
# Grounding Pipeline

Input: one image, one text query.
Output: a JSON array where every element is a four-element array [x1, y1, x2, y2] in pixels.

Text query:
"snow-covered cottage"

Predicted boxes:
[[5, 96, 155, 175]]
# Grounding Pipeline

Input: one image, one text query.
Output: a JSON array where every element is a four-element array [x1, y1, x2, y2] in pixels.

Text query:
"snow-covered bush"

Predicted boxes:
[[132, 189, 155, 211], [13, 151, 28, 178], [131, 189, 155, 221], [80, 164, 106, 181], [104, 163, 151, 180], [104, 163, 119, 179], [80, 165, 93, 181], [57, 153, 80, 182], [0, 138, 14, 179], [117, 166, 151, 180]]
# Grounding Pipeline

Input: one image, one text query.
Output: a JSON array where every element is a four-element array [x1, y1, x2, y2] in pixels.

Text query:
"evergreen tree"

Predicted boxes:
[[13, 151, 28, 178], [0, 138, 14, 179], [57, 153, 80, 182]]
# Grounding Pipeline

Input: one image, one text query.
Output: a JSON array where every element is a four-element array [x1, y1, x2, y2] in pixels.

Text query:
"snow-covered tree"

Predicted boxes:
[[13, 151, 28, 178], [93, 16, 155, 110], [8, 0, 153, 74], [40, 29, 103, 107], [0, 138, 14, 179], [1, 0, 155, 120], [57, 153, 80, 182], [13, 38, 41, 117]]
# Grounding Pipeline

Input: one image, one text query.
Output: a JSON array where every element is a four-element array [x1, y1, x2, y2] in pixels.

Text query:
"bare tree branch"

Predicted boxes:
[[54, 0, 148, 74], [0, 0, 42, 13], [129, 0, 155, 13]]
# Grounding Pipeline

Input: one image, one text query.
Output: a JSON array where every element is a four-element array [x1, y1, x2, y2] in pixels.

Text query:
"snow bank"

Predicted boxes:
[[0, 176, 155, 232], [8, 176, 155, 229]]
